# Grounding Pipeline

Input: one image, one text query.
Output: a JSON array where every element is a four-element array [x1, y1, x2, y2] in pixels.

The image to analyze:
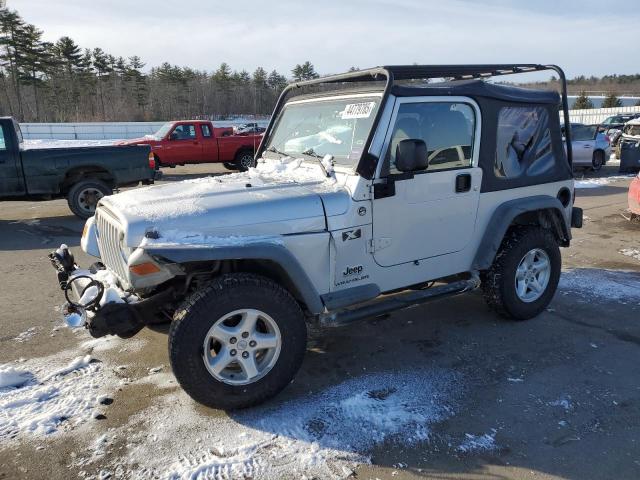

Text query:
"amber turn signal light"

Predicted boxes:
[[129, 262, 161, 275]]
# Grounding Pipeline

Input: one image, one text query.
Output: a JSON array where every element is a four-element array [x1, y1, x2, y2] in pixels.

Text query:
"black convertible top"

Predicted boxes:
[[391, 79, 560, 104]]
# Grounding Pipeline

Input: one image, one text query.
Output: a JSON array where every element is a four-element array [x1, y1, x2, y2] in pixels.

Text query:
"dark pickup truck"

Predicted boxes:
[[0, 117, 156, 219]]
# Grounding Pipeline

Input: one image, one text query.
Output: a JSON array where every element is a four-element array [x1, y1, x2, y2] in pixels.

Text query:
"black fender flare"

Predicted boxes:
[[145, 242, 324, 314], [472, 195, 570, 271]]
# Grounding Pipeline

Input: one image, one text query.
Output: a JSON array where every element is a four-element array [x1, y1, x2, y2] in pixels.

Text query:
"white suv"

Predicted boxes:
[[50, 64, 583, 409]]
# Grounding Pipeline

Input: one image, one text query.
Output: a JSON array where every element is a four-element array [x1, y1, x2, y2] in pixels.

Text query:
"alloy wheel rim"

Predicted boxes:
[[240, 154, 254, 168], [514, 248, 551, 303], [78, 188, 104, 214], [202, 308, 282, 386]]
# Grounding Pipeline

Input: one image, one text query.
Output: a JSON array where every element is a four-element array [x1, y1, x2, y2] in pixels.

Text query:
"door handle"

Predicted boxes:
[[455, 173, 472, 193]]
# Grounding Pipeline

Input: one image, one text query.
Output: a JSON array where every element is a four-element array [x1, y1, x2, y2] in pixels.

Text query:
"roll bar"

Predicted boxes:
[[256, 64, 573, 175]]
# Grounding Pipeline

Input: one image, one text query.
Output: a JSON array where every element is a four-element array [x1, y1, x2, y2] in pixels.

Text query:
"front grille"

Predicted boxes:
[[95, 207, 129, 287]]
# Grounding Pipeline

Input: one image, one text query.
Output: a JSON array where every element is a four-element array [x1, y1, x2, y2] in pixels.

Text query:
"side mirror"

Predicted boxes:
[[169, 132, 178, 141], [396, 139, 428, 172]]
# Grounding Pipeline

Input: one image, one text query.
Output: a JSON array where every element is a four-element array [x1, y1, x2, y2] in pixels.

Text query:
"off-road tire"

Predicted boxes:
[[592, 150, 605, 171], [480, 226, 561, 320], [169, 273, 307, 410], [67, 179, 112, 219], [234, 150, 255, 171]]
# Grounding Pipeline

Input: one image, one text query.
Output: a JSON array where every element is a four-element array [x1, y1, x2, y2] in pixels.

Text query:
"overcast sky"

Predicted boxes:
[[8, 0, 640, 79]]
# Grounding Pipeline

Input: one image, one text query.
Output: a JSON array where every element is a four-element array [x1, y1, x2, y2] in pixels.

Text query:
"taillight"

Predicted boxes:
[[148, 152, 156, 170]]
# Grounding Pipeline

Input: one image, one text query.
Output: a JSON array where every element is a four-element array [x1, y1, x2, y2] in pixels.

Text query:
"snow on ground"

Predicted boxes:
[[0, 354, 117, 440], [457, 429, 497, 453], [574, 174, 635, 189], [21, 139, 119, 150], [559, 268, 640, 303], [620, 248, 640, 261], [94, 369, 459, 480], [13, 327, 37, 343]]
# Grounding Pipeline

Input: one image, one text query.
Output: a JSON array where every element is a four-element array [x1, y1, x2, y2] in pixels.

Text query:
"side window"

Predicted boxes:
[[387, 102, 475, 173], [495, 106, 553, 179], [201, 124, 212, 137], [0, 125, 6, 150], [172, 124, 196, 140], [571, 124, 596, 141]]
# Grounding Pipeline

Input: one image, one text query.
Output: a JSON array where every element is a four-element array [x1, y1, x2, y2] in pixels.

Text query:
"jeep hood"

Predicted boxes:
[[100, 159, 343, 247]]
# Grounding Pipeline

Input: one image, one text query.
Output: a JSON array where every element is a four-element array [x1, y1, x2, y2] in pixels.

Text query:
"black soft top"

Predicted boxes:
[[391, 79, 560, 104]]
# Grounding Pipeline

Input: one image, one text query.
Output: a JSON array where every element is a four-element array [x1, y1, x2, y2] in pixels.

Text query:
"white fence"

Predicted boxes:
[[567, 106, 640, 125], [19, 119, 270, 140], [18, 106, 640, 140]]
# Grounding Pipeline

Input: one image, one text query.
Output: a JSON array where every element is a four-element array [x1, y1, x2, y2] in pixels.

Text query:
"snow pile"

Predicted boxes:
[[620, 248, 640, 261], [68, 268, 139, 309], [574, 175, 634, 189], [22, 139, 119, 150], [457, 430, 497, 453], [141, 231, 283, 248], [0, 355, 116, 440], [117, 369, 458, 479], [559, 268, 640, 302]]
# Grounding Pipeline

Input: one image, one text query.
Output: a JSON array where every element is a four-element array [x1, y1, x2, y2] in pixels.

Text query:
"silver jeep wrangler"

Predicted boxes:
[[50, 64, 583, 409]]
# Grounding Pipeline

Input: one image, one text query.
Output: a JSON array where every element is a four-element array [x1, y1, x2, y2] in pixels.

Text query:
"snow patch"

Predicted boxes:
[[457, 429, 497, 453], [111, 369, 458, 479], [559, 268, 640, 302], [22, 139, 119, 150], [0, 367, 31, 389], [13, 327, 37, 343], [0, 354, 117, 440], [620, 248, 640, 261], [574, 175, 634, 189]]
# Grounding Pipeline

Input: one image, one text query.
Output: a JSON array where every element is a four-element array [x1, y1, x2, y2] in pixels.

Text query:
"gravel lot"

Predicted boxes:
[[1, 163, 639, 480]]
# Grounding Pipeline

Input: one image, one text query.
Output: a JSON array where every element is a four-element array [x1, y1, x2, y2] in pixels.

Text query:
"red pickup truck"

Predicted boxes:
[[120, 120, 262, 170]]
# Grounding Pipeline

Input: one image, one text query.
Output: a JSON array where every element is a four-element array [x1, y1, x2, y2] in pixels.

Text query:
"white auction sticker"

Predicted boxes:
[[340, 102, 376, 119]]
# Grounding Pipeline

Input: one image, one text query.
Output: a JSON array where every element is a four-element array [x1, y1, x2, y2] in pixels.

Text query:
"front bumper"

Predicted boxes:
[[48, 245, 173, 338]]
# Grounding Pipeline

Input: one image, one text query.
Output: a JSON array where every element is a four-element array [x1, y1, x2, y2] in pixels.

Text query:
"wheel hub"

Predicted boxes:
[[202, 308, 282, 386], [515, 248, 551, 303]]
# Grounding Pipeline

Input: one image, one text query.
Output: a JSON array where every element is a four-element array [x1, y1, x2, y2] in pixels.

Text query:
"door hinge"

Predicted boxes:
[[369, 237, 392, 253]]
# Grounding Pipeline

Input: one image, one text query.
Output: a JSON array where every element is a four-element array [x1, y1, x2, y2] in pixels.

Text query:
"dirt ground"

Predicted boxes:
[[0, 163, 639, 480]]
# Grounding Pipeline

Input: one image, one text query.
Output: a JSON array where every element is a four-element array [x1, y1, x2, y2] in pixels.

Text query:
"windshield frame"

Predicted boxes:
[[262, 92, 383, 171]]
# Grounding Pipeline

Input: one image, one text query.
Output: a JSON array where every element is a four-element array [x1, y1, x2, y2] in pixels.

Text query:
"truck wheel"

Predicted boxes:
[[67, 179, 112, 219], [480, 226, 561, 320], [169, 273, 307, 410], [234, 150, 255, 171], [223, 162, 237, 170], [592, 151, 605, 171]]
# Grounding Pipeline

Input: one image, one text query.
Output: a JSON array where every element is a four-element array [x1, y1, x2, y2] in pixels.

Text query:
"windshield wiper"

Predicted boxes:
[[301, 148, 333, 178]]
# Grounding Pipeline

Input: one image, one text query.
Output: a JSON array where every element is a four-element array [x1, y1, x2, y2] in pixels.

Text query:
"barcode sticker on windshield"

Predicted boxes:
[[340, 102, 376, 119]]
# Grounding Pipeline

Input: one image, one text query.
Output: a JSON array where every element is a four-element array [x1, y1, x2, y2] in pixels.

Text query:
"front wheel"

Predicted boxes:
[[169, 273, 307, 410], [480, 226, 561, 320], [67, 179, 112, 219]]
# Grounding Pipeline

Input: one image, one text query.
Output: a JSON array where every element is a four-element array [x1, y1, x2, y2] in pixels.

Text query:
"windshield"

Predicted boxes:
[[153, 122, 174, 139], [264, 95, 381, 166]]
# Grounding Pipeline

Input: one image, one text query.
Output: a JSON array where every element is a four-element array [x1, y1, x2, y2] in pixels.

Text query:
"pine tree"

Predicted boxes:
[[267, 70, 287, 90], [602, 92, 622, 108], [0, 9, 26, 119], [292, 61, 319, 81], [573, 90, 593, 110]]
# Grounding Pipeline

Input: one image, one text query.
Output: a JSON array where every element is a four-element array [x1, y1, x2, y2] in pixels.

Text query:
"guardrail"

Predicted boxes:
[[19, 119, 270, 140]]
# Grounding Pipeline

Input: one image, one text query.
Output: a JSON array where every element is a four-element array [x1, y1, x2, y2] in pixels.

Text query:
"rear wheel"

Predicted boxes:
[[169, 273, 307, 410], [592, 150, 605, 171], [67, 179, 112, 219], [234, 150, 255, 171], [481, 226, 561, 320]]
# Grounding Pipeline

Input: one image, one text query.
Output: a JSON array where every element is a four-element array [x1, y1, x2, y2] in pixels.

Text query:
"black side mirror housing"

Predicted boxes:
[[396, 138, 428, 172]]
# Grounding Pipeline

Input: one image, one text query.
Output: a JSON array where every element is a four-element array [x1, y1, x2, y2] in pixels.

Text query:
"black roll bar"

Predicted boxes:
[[256, 64, 573, 176]]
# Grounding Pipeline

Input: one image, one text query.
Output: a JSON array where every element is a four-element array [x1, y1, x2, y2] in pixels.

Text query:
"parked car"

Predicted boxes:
[[119, 120, 262, 170], [49, 64, 582, 410], [235, 123, 266, 136], [0, 117, 156, 219], [629, 172, 640, 218], [563, 123, 610, 171], [615, 117, 640, 165], [601, 113, 640, 148]]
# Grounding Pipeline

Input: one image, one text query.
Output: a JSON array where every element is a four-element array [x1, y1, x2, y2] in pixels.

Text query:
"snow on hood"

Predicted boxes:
[[102, 157, 343, 247]]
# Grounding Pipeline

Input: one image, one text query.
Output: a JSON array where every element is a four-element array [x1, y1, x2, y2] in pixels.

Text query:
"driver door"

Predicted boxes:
[[165, 123, 202, 163], [371, 97, 482, 267]]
